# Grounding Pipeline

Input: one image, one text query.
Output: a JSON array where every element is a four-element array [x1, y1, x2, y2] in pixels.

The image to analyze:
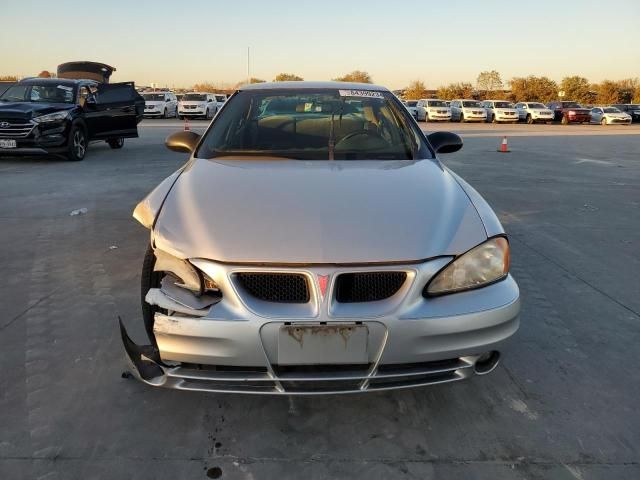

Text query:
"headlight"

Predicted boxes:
[[153, 249, 219, 295], [32, 110, 70, 123], [425, 237, 510, 296]]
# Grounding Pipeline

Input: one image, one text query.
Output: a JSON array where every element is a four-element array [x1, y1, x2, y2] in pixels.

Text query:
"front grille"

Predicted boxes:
[[236, 273, 309, 303], [335, 272, 406, 303], [0, 121, 34, 138]]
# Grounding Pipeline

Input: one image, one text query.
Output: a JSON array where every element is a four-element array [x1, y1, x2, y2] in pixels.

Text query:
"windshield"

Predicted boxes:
[[462, 101, 481, 108], [603, 107, 621, 113], [527, 103, 546, 109], [427, 100, 447, 107], [143, 93, 166, 101], [562, 102, 582, 108], [196, 89, 431, 161], [182, 93, 207, 101], [405, 101, 418, 107], [0, 83, 76, 103], [494, 101, 512, 108]]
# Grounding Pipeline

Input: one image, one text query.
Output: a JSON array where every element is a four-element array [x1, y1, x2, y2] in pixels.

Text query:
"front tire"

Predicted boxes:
[[141, 245, 165, 342], [66, 124, 87, 161], [601, 118, 607, 126], [107, 138, 124, 149]]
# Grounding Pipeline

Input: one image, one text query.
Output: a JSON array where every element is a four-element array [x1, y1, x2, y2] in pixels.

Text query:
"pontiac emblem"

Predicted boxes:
[[317, 275, 329, 299], [0, 122, 10, 129]]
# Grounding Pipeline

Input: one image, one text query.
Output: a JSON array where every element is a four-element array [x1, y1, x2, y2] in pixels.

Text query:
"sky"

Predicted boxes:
[[1, 0, 639, 90]]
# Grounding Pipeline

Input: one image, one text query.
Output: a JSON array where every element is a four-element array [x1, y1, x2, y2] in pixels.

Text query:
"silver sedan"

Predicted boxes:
[[121, 81, 520, 394]]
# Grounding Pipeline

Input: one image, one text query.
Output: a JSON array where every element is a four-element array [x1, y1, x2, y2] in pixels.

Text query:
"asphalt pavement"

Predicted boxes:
[[0, 121, 639, 480]]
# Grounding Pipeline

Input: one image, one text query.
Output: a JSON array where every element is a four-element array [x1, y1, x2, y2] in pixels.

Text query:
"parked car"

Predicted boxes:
[[214, 94, 227, 112], [481, 100, 518, 123], [513, 102, 555, 124], [121, 81, 520, 395], [0, 77, 143, 161], [611, 104, 640, 123], [416, 99, 451, 122], [403, 100, 418, 119], [547, 101, 591, 124], [589, 106, 632, 125], [178, 92, 217, 119], [142, 91, 178, 118], [450, 99, 487, 122]]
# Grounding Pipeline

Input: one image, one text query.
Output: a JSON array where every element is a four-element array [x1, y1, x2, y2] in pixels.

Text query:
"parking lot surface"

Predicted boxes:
[[1, 122, 639, 479]]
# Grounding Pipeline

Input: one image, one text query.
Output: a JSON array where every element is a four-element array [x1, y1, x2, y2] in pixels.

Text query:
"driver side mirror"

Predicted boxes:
[[427, 131, 463, 154], [165, 131, 202, 153]]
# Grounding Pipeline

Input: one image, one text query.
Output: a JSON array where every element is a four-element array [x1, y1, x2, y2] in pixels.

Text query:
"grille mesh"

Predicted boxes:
[[336, 272, 406, 303], [236, 273, 309, 303]]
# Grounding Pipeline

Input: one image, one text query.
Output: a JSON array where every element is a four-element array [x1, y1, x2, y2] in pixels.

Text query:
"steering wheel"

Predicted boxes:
[[334, 129, 387, 149]]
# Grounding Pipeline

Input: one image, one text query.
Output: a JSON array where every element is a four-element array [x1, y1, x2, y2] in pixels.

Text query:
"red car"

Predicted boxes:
[[547, 101, 591, 124]]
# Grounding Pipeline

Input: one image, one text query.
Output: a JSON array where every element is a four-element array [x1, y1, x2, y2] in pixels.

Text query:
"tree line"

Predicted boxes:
[[4, 69, 639, 104], [404, 71, 640, 104]]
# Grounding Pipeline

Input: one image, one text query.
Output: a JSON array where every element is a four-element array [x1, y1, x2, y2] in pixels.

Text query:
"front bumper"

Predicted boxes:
[[494, 114, 519, 122], [121, 257, 520, 394], [0, 123, 69, 156], [567, 114, 590, 122]]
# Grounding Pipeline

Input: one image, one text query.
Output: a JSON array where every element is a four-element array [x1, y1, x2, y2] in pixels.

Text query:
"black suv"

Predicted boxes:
[[0, 78, 144, 161]]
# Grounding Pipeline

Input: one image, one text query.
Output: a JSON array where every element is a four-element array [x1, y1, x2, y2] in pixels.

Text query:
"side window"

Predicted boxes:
[[96, 83, 135, 103], [78, 86, 89, 106]]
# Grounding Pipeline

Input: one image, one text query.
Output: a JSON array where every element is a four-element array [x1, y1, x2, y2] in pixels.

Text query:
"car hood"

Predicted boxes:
[[0, 102, 74, 121], [153, 158, 488, 264], [145, 101, 166, 106]]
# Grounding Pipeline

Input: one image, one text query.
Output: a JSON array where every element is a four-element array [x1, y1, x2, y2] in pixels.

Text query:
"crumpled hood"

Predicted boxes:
[[153, 158, 487, 264], [0, 102, 74, 121]]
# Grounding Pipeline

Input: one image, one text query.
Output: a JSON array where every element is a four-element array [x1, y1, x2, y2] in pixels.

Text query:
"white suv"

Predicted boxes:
[[178, 92, 217, 119], [416, 99, 451, 122], [142, 91, 178, 118], [513, 102, 555, 124], [481, 100, 519, 123], [450, 99, 487, 122]]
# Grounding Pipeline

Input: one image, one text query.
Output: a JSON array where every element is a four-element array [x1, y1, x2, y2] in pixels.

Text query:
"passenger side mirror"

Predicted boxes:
[[165, 131, 202, 153], [427, 131, 463, 154]]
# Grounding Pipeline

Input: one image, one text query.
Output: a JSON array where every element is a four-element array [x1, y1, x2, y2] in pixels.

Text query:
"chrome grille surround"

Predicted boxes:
[[0, 120, 35, 138]]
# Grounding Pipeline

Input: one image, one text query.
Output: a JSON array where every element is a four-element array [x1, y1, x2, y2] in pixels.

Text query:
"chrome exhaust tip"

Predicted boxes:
[[473, 351, 501, 375]]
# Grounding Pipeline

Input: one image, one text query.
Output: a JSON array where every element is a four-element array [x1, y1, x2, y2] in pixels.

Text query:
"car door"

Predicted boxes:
[[590, 108, 601, 123], [92, 82, 142, 139]]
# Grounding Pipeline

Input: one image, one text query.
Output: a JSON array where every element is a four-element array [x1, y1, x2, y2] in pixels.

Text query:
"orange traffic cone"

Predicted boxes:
[[184, 117, 190, 132], [498, 136, 510, 153]]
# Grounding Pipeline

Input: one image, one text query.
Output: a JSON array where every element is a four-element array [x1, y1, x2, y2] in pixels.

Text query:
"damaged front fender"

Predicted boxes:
[[133, 167, 187, 229]]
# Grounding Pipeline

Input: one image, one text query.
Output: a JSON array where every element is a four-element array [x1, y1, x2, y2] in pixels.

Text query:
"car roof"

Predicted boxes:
[[240, 81, 389, 92], [422, 98, 446, 101], [19, 77, 83, 86], [484, 99, 511, 102]]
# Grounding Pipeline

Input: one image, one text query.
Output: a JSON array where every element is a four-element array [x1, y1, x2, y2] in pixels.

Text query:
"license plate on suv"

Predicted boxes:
[[0, 139, 17, 149]]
